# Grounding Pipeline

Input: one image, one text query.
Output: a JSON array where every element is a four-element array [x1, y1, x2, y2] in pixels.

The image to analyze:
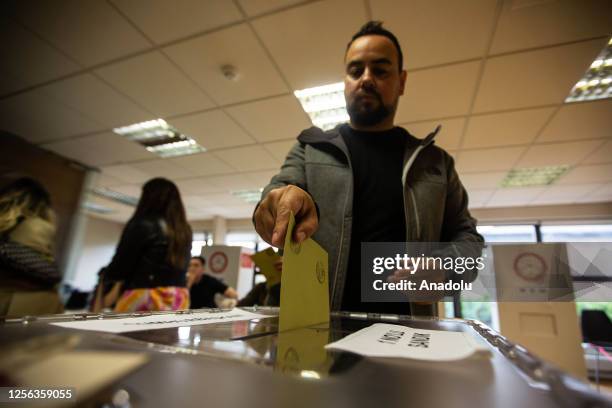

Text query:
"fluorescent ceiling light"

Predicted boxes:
[[113, 119, 205, 158], [294, 82, 349, 130], [82, 202, 116, 214], [91, 187, 138, 206], [231, 189, 263, 204], [500, 166, 571, 188], [565, 37, 612, 103]]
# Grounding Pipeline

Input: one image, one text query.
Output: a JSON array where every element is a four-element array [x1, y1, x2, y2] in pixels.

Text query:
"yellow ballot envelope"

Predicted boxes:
[[250, 247, 282, 287], [278, 212, 330, 332]]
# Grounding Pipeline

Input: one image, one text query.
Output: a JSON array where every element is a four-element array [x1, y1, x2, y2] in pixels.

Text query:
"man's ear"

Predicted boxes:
[[399, 70, 407, 95]]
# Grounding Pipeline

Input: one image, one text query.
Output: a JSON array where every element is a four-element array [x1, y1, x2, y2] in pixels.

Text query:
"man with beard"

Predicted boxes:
[[253, 21, 482, 316]]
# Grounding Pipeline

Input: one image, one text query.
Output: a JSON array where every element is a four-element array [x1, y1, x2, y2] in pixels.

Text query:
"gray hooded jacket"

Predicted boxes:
[[258, 124, 483, 312]]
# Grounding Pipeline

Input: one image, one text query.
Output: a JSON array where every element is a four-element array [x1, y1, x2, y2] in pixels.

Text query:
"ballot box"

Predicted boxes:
[[1, 309, 610, 408]]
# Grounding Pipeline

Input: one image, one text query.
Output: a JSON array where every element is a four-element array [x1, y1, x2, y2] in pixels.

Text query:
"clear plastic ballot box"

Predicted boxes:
[[0, 309, 610, 408]]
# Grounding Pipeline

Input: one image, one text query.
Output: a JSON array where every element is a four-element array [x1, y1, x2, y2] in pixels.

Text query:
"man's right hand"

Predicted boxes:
[[254, 185, 319, 248]]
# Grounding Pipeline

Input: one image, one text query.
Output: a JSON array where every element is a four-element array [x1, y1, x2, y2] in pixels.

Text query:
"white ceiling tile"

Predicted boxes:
[[209, 204, 256, 219], [583, 140, 612, 165], [251, 0, 367, 89], [556, 164, 612, 185], [473, 39, 607, 113], [402, 118, 465, 151], [247, 170, 277, 187], [0, 89, 104, 143], [583, 183, 612, 203], [111, 184, 142, 198], [486, 187, 548, 207], [40, 74, 153, 127], [167, 152, 235, 176], [95, 51, 215, 117], [466, 189, 495, 208], [175, 178, 226, 195], [226, 95, 311, 142], [455, 146, 526, 173], [111, 0, 243, 44], [130, 159, 194, 180], [0, 18, 80, 92], [214, 145, 280, 172], [538, 99, 612, 142], [531, 184, 604, 205], [261, 139, 296, 163], [396, 61, 480, 123], [202, 191, 252, 206], [92, 171, 124, 188], [169, 109, 255, 151], [100, 164, 151, 184], [460, 172, 507, 190], [207, 174, 260, 191], [463, 107, 556, 149], [371, 0, 497, 69], [164, 24, 288, 105], [12, 0, 150, 66], [238, 0, 304, 17], [490, 0, 612, 55], [182, 195, 212, 208], [515, 140, 604, 168], [41, 132, 154, 166]]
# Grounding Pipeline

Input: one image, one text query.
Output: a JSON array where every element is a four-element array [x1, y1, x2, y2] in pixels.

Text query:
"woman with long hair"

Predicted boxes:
[[0, 177, 63, 317], [104, 178, 192, 312]]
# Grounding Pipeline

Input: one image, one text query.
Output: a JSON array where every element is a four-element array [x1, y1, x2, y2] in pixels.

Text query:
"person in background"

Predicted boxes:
[[187, 256, 238, 309], [0, 177, 63, 317], [237, 258, 282, 307], [105, 178, 192, 312]]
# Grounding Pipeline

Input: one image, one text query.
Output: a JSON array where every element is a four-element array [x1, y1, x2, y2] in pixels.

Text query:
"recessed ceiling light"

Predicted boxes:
[[500, 165, 571, 188], [113, 119, 205, 158], [294, 82, 349, 130], [565, 37, 612, 103], [231, 189, 263, 204]]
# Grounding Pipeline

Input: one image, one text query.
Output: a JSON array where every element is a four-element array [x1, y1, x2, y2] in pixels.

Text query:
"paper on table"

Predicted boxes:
[[325, 323, 490, 361], [51, 309, 272, 333], [278, 212, 330, 332], [250, 247, 282, 287]]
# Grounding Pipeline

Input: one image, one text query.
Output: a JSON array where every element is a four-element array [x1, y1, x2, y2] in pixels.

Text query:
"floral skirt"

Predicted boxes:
[[114, 286, 190, 313]]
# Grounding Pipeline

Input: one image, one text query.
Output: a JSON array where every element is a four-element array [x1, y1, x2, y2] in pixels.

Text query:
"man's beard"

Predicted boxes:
[[346, 92, 393, 127]]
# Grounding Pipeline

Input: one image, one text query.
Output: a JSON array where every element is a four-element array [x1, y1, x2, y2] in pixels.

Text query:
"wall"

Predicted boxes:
[[68, 215, 124, 291]]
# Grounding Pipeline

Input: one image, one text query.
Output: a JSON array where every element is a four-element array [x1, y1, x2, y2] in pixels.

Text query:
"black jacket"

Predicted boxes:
[[105, 217, 189, 289]]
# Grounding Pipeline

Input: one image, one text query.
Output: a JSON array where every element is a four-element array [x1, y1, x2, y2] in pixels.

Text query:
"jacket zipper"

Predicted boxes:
[[401, 125, 440, 240]]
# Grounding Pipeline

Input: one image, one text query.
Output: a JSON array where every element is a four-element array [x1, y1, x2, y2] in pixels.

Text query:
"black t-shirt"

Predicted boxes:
[[189, 274, 228, 309], [340, 124, 410, 314]]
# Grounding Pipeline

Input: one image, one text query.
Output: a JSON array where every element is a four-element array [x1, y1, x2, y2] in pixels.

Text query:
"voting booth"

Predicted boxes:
[[492, 244, 587, 379], [200, 245, 255, 298]]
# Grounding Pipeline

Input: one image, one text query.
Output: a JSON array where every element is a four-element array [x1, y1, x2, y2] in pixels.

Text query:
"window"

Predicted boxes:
[[541, 224, 612, 321], [541, 224, 612, 242], [191, 231, 212, 257], [477, 225, 537, 243]]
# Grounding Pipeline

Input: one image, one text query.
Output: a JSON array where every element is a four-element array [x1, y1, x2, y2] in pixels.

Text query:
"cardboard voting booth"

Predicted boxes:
[[492, 243, 587, 379], [200, 245, 254, 298]]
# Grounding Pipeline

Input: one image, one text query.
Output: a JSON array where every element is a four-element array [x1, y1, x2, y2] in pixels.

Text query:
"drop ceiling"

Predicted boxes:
[[0, 0, 611, 223]]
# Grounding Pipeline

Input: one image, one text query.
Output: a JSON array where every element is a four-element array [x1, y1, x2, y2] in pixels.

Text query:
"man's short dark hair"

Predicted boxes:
[[346, 21, 403, 72], [191, 256, 206, 266]]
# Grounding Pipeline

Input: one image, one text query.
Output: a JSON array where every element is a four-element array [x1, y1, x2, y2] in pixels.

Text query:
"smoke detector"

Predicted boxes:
[[221, 64, 240, 81]]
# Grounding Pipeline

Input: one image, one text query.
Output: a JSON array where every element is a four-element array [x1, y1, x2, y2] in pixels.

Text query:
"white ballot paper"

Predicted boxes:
[[325, 323, 490, 361], [51, 309, 272, 334]]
